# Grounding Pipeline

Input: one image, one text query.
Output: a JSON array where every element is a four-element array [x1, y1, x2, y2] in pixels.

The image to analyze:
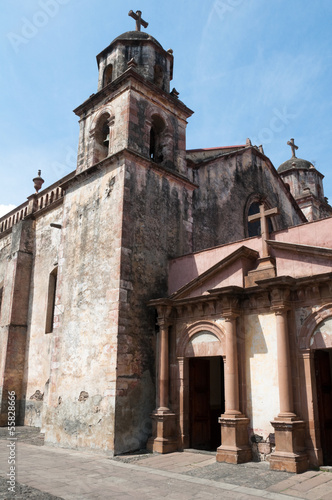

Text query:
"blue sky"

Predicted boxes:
[[1, 0, 332, 214]]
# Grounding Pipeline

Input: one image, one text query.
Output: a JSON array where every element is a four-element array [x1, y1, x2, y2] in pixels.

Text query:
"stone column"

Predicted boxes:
[[147, 306, 177, 454], [178, 357, 189, 449], [300, 351, 323, 468], [158, 320, 170, 410], [217, 306, 251, 464], [224, 314, 241, 416], [270, 300, 308, 473], [275, 309, 296, 419]]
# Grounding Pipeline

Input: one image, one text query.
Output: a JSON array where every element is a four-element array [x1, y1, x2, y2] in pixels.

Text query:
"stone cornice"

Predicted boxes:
[[73, 68, 193, 119], [147, 272, 332, 320], [61, 149, 198, 192], [267, 240, 332, 258]]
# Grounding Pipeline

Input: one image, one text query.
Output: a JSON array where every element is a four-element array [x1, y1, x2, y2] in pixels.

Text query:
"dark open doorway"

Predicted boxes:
[[315, 349, 332, 464], [189, 356, 224, 451]]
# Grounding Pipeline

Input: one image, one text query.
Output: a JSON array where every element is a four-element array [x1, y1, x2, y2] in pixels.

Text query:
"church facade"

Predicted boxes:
[[1, 12, 332, 473]]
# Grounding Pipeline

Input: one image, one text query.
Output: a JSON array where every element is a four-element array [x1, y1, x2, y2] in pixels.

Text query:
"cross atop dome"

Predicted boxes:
[[287, 138, 298, 158], [128, 10, 148, 32]]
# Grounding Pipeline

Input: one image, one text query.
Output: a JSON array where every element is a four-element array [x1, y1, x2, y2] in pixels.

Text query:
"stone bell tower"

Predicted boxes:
[[75, 10, 190, 177], [44, 11, 195, 455], [278, 139, 332, 221]]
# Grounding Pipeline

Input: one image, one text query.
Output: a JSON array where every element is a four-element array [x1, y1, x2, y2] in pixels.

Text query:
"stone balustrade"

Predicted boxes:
[[0, 184, 65, 235]]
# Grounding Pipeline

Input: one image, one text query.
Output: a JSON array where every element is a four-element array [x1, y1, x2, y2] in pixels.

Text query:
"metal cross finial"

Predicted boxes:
[[128, 10, 148, 31], [287, 138, 298, 158]]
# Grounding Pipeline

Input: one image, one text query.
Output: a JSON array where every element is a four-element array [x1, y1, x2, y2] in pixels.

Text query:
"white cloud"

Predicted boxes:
[[0, 204, 16, 217]]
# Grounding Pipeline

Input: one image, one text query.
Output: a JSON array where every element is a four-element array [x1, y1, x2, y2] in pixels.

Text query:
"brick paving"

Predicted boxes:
[[0, 428, 332, 499]]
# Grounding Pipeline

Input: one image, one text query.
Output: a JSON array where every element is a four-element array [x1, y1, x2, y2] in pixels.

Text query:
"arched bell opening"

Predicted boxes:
[[149, 114, 166, 164], [93, 113, 111, 164], [103, 64, 113, 87]]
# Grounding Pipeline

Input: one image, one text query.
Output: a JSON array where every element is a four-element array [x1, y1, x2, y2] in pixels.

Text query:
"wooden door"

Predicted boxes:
[[315, 350, 332, 464], [189, 358, 210, 449]]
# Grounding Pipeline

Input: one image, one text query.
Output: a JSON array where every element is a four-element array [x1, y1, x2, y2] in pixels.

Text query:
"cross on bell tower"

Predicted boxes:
[[128, 10, 148, 31]]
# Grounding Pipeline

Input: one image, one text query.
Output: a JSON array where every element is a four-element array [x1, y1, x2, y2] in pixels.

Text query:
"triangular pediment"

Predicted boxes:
[[170, 246, 258, 300]]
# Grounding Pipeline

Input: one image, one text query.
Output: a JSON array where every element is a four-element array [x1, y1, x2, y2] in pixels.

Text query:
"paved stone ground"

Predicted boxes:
[[115, 449, 294, 490], [1, 427, 332, 499]]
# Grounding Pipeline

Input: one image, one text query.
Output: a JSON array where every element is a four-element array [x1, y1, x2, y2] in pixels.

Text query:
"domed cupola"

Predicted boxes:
[[278, 139, 332, 221], [96, 10, 173, 93]]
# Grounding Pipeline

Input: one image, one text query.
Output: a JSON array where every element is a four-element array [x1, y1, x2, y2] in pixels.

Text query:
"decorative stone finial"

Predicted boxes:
[[287, 138, 298, 158], [128, 10, 148, 31], [170, 88, 179, 98], [259, 145, 264, 154], [246, 138, 252, 147], [33, 170, 44, 193]]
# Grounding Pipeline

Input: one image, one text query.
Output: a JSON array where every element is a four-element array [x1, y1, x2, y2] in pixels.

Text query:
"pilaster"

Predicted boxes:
[[269, 289, 308, 473], [216, 304, 252, 464], [147, 303, 178, 453], [0, 220, 34, 425]]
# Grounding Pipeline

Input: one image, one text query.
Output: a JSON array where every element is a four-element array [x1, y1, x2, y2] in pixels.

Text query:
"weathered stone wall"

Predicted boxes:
[[22, 206, 63, 427], [114, 157, 194, 454], [97, 40, 173, 93], [0, 233, 13, 415], [192, 149, 304, 252], [281, 168, 324, 200], [76, 89, 131, 174], [127, 86, 189, 175], [0, 221, 34, 425], [43, 160, 125, 453], [0, 234, 12, 286]]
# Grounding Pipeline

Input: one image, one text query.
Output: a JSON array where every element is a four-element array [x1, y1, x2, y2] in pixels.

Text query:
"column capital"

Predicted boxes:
[[156, 303, 173, 328], [223, 311, 240, 321], [271, 305, 290, 315], [221, 295, 241, 318], [298, 349, 314, 360], [270, 286, 292, 311]]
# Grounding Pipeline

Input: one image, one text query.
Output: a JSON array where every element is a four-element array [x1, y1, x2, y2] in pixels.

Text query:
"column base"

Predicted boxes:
[[216, 414, 252, 464], [269, 451, 309, 474], [270, 419, 308, 473], [147, 408, 178, 454]]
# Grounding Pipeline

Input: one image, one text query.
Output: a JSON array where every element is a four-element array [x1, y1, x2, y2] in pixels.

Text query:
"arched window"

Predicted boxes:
[[247, 201, 273, 237], [93, 113, 111, 164], [154, 65, 164, 88], [149, 114, 165, 163], [45, 267, 58, 334], [103, 64, 113, 87]]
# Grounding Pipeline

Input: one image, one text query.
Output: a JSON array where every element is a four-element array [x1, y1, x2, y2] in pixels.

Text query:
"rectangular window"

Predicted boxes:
[[45, 269, 57, 334]]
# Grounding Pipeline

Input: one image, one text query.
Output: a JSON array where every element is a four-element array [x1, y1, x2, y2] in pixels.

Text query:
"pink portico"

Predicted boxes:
[[148, 214, 332, 473]]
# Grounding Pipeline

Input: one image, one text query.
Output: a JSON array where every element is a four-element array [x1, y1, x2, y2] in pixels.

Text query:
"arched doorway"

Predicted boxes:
[[299, 308, 332, 466], [314, 348, 332, 464], [177, 323, 226, 452], [189, 356, 224, 450]]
